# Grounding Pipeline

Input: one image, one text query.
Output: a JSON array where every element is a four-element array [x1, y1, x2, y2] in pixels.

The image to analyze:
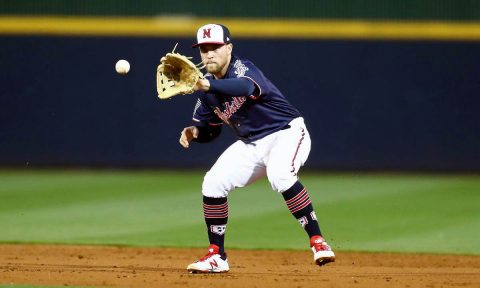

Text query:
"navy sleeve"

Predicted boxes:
[[209, 78, 256, 96], [193, 123, 222, 143], [228, 58, 269, 99]]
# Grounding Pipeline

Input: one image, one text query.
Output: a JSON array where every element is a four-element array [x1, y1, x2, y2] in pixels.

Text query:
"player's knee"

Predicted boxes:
[[202, 171, 230, 198], [267, 172, 298, 193]]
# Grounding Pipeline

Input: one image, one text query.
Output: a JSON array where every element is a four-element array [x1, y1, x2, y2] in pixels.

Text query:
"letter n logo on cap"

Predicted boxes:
[[203, 28, 211, 39]]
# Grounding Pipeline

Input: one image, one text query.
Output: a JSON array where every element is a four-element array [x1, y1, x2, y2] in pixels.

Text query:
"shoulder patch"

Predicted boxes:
[[233, 59, 249, 77]]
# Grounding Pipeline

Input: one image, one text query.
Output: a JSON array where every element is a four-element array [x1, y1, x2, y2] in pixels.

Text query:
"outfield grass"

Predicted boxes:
[[0, 169, 478, 255]]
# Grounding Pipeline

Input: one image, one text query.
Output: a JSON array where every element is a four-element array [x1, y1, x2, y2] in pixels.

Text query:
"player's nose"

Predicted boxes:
[[206, 50, 215, 58]]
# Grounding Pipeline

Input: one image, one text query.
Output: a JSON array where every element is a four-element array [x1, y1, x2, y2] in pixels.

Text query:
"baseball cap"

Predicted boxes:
[[192, 24, 232, 48]]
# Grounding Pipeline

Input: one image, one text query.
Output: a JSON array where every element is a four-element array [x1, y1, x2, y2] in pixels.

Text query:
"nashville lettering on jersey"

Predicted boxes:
[[214, 96, 246, 124]]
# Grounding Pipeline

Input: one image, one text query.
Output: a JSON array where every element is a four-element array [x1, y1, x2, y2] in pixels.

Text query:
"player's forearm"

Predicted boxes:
[[207, 78, 256, 96]]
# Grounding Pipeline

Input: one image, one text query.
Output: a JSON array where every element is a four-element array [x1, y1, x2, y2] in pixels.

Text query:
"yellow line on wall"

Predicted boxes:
[[1, 16, 480, 41]]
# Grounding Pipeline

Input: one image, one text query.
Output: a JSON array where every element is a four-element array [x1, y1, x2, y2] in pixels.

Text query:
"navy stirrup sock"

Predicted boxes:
[[203, 196, 228, 255], [282, 181, 321, 238]]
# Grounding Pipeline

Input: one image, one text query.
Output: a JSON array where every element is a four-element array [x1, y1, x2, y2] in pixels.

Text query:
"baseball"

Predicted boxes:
[[115, 59, 130, 74]]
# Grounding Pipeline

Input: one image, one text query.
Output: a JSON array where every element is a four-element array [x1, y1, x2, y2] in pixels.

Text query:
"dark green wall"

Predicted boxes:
[[1, 0, 480, 20]]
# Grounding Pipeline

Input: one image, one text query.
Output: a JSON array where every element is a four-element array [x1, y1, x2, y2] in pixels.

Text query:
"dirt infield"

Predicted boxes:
[[0, 244, 479, 288]]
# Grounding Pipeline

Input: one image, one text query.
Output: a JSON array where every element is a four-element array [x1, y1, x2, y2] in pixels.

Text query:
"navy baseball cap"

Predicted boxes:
[[192, 24, 232, 48]]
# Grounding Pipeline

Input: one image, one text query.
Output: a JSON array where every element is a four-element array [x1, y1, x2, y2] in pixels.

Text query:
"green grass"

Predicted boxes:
[[0, 169, 479, 255]]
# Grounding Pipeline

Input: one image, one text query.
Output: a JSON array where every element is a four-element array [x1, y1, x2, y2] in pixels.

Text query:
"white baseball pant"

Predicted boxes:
[[202, 117, 311, 197]]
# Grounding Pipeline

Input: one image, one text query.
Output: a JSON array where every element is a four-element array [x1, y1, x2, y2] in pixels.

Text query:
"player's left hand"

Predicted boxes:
[[156, 45, 204, 100]]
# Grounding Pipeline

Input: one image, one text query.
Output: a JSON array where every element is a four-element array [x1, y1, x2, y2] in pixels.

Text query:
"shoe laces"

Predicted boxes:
[[310, 236, 331, 251], [199, 244, 220, 261]]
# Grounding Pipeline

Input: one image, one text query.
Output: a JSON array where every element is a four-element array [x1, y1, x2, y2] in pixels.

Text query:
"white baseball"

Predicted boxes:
[[115, 59, 130, 74]]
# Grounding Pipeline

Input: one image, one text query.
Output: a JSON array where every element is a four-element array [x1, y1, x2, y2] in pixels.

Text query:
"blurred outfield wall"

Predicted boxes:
[[0, 1, 479, 171], [1, 0, 480, 20]]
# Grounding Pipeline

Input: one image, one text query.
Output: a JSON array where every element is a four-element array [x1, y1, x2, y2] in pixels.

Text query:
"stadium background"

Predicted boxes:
[[1, 0, 479, 171], [0, 2, 479, 287]]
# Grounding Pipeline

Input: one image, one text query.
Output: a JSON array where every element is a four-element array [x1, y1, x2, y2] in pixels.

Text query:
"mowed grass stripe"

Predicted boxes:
[[0, 170, 200, 212], [321, 179, 480, 254], [0, 170, 478, 255]]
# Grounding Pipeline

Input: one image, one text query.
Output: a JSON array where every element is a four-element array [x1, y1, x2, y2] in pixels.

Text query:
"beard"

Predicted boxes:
[[205, 62, 221, 74]]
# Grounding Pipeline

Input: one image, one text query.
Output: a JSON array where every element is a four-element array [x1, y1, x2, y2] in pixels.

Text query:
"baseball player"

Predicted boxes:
[[181, 24, 335, 273]]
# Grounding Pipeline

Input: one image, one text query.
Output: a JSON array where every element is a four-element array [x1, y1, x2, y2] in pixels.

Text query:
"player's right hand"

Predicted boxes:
[[179, 126, 199, 149]]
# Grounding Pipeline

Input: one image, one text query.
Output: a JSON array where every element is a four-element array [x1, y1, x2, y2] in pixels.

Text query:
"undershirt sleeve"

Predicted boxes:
[[208, 78, 256, 96]]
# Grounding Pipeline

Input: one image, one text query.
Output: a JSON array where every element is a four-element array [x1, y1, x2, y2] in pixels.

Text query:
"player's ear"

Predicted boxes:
[[226, 43, 233, 54]]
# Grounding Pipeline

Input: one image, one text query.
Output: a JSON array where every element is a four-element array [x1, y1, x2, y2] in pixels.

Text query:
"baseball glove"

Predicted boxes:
[[156, 44, 204, 100]]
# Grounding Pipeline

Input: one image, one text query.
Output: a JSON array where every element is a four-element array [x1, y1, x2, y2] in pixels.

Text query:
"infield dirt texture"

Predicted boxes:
[[1, 244, 480, 288]]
